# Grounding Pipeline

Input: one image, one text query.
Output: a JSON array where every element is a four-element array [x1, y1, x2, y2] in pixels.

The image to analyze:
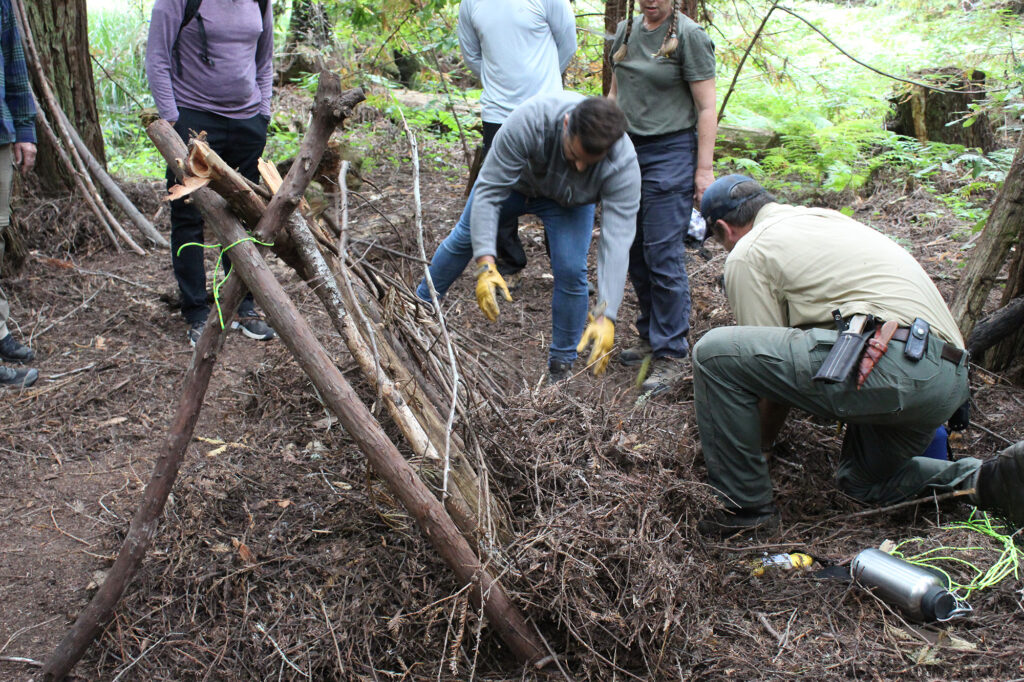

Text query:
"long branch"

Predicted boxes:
[[38, 75, 357, 682]]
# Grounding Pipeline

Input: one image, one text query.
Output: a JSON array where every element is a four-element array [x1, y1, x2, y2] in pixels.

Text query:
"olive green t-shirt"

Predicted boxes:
[[610, 12, 716, 136]]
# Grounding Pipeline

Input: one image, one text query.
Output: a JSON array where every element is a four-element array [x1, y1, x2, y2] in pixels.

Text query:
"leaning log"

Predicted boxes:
[[158, 136, 546, 664], [55, 106, 169, 248], [966, 295, 1024, 359], [38, 75, 362, 682]]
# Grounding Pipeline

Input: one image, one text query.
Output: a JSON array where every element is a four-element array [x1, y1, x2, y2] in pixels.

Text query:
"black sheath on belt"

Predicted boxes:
[[813, 314, 875, 384]]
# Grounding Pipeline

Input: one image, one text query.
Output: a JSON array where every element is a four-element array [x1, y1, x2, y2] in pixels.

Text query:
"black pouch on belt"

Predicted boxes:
[[813, 314, 875, 384], [904, 317, 930, 361]]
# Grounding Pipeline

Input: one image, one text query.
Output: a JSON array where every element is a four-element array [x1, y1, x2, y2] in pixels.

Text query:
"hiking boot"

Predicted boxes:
[[972, 440, 1024, 528], [187, 320, 206, 348], [697, 503, 781, 538], [232, 314, 277, 341], [640, 356, 687, 396], [547, 359, 573, 385], [0, 333, 34, 363], [0, 364, 38, 388], [619, 338, 652, 367]]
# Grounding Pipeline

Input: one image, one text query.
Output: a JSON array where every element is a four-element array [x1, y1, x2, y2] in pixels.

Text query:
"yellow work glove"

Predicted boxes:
[[576, 314, 615, 376], [474, 262, 512, 322]]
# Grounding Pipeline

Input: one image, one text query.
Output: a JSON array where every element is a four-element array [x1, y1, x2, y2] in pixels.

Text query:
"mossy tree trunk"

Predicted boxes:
[[23, 0, 104, 194]]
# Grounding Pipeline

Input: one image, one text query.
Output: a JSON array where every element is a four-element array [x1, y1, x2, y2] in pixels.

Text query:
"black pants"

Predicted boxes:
[[482, 121, 527, 276], [167, 108, 269, 324]]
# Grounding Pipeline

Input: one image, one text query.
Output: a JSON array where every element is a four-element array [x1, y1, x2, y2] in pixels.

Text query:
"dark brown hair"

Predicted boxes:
[[568, 97, 627, 155]]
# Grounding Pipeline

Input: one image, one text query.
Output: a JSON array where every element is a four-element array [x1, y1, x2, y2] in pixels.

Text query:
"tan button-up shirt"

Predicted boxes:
[[724, 203, 964, 347]]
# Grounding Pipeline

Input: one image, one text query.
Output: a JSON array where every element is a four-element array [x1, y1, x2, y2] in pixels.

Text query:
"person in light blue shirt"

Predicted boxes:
[[458, 0, 577, 278]]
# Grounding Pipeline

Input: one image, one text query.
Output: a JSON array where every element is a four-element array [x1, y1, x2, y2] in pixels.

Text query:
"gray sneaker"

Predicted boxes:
[[619, 339, 652, 366], [640, 356, 687, 396], [0, 364, 38, 388], [187, 320, 206, 348], [232, 314, 277, 341]]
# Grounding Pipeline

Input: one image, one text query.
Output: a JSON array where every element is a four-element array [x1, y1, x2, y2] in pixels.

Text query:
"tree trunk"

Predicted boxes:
[[950, 133, 1024, 340], [22, 0, 103, 193], [603, 0, 626, 95], [287, 0, 330, 48], [885, 68, 995, 152]]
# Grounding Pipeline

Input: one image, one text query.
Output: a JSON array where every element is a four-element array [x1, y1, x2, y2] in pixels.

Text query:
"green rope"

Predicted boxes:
[[176, 235, 274, 328], [891, 510, 1022, 599]]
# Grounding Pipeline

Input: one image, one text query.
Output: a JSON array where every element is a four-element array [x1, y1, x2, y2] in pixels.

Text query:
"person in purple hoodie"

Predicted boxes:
[[146, 0, 276, 347]]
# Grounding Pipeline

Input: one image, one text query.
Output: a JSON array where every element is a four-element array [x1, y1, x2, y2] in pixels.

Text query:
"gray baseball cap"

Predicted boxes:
[[700, 174, 763, 227]]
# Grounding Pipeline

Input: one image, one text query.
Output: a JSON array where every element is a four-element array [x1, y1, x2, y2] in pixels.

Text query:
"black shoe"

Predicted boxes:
[[0, 333, 34, 363], [697, 503, 781, 538], [973, 441, 1024, 528], [619, 339, 652, 367], [0, 364, 38, 388], [187, 320, 206, 348], [232, 314, 276, 341], [547, 359, 573, 385]]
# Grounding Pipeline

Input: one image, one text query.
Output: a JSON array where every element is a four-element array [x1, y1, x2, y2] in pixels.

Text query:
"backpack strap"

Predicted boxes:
[[172, 0, 206, 76]]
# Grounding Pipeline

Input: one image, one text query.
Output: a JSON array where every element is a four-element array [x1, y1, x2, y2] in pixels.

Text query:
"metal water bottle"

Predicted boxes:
[[851, 548, 965, 622]]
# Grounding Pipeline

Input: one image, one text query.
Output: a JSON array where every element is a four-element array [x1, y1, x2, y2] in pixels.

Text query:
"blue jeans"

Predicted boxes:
[[417, 188, 595, 364], [627, 129, 696, 358]]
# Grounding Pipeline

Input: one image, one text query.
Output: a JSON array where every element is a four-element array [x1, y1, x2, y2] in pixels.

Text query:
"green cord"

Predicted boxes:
[[891, 510, 1022, 599], [176, 235, 274, 328]]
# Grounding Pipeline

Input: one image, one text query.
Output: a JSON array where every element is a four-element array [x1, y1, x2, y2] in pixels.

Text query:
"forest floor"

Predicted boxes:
[[2, 99, 1024, 681]]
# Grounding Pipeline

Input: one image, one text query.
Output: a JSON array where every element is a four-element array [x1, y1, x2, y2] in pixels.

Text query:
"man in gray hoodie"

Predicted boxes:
[[416, 93, 641, 382]]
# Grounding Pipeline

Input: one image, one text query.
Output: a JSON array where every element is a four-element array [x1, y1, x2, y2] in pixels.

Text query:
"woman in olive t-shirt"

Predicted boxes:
[[609, 0, 717, 395]]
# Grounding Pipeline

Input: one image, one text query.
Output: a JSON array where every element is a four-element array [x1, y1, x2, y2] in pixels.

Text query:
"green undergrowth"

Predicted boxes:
[[89, 0, 1021, 218]]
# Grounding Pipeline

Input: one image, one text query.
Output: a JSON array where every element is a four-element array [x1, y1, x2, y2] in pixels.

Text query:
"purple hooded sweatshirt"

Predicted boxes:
[[146, 0, 273, 122]]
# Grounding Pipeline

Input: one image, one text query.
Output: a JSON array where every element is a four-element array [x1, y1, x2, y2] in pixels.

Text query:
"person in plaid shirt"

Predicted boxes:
[[0, 0, 37, 388]]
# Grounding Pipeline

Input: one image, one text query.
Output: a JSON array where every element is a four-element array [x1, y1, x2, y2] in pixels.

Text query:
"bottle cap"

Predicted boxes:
[[922, 585, 957, 621]]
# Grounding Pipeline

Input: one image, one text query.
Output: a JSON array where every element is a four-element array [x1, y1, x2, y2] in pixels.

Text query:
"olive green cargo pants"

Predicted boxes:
[[692, 326, 979, 509]]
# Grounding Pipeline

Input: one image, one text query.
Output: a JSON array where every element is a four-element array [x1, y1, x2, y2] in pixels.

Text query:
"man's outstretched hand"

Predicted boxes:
[[577, 314, 615, 375], [474, 260, 511, 322]]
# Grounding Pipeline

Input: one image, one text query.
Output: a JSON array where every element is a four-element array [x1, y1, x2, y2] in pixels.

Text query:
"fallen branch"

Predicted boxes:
[[55, 106, 168, 248]]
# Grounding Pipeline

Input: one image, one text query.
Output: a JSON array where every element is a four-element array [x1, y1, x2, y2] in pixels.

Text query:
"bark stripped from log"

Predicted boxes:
[[38, 75, 363, 682]]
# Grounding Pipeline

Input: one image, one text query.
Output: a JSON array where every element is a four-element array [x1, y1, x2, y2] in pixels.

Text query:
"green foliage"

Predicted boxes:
[[89, 4, 163, 179]]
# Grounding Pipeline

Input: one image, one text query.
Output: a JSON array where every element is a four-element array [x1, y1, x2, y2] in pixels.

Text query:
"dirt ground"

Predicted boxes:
[[1, 116, 1023, 681]]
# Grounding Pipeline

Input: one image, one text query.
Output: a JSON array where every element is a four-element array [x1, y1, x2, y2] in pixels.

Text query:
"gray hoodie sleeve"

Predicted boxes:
[[469, 115, 535, 260], [595, 154, 640, 322]]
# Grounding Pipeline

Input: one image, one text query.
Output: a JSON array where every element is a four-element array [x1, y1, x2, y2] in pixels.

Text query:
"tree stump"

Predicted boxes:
[[886, 68, 995, 152]]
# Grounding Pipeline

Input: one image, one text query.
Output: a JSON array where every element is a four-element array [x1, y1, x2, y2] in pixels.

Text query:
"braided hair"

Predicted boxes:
[[613, 0, 680, 63], [655, 2, 680, 59]]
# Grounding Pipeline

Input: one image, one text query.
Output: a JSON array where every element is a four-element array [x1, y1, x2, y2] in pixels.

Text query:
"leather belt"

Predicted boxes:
[[891, 327, 967, 365]]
